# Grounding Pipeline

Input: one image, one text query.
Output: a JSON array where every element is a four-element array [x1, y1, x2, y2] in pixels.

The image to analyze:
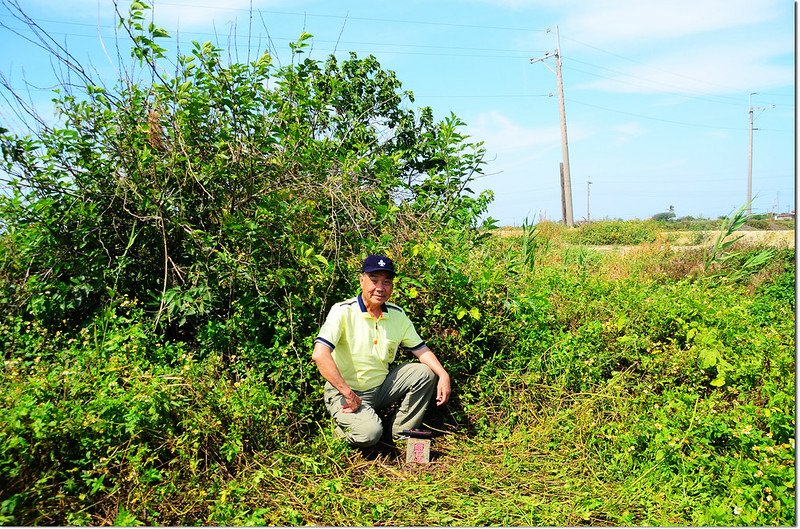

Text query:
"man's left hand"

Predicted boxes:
[[436, 376, 451, 406], [413, 346, 452, 406]]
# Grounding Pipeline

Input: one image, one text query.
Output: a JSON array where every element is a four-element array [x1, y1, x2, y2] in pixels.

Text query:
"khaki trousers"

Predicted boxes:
[[324, 362, 437, 447]]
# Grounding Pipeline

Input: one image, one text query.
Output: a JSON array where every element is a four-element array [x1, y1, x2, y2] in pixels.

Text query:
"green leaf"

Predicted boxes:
[[113, 508, 144, 526], [697, 348, 718, 369]]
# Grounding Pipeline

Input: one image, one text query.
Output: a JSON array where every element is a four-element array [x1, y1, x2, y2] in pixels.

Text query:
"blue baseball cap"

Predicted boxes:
[[361, 254, 396, 277]]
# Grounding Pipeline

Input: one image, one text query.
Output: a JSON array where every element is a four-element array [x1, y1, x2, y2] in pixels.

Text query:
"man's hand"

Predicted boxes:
[[342, 390, 362, 413], [436, 375, 451, 406], [413, 346, 452, 406], [313, 341, 362, 412]]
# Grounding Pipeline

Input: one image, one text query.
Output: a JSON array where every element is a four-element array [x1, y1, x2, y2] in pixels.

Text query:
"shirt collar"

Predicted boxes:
[[357, 294, 388, 315]]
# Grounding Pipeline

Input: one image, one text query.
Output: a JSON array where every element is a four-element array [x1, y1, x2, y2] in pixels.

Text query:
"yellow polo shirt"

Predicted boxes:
[[315, 294, 426, 391]]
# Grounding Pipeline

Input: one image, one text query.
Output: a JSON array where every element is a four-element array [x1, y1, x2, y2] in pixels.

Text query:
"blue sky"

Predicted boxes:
[[0, 0, 795, 225]]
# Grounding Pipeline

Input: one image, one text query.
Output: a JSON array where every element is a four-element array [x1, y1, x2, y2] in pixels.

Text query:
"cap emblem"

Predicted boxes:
[[378, 259, 386, 267]]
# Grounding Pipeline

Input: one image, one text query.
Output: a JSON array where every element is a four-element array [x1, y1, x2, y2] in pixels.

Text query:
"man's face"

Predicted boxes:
[[359, 271, 394, 308]]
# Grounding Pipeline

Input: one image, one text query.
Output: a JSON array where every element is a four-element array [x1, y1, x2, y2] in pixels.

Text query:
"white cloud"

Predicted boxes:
[[561, 0, 783, 44], [149, 1, 284, 31], [474, 0, 792, 98], [608, 122, 646, 144], [704, 130, 730, 140], [469, 109, 592, 152], [25, 0, 287, 31], [464, 0, 560, 9], [468, 110, 560, 154], [465, 109, 596, 206], [469, 0, 785, 37], [579, 38, 793, 95]]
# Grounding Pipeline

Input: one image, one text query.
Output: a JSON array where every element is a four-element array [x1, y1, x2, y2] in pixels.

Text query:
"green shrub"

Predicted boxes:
[[565, 220, 659, 245], [0, 302, 301, 525]]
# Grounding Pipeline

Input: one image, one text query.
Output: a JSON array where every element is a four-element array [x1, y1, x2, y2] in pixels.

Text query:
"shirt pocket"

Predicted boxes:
[[384, 338, 400, 363]]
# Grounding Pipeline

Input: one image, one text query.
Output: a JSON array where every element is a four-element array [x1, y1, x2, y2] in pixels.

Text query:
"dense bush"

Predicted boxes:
[[0, 300, 304, 524], [743, 218, 795, 230], [651, 211, 676, 222]]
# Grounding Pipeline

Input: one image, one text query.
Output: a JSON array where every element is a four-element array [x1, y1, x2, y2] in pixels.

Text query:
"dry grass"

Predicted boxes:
[[495, 226, 794, 249], [668, 229, 794, 248], [494, 224, 793, 283]]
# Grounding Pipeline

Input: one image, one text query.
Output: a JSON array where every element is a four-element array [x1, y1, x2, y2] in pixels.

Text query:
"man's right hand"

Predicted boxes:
[[342, 390, 361, 413], [313, 342, 363, 413], [342, 391, 362, 413]]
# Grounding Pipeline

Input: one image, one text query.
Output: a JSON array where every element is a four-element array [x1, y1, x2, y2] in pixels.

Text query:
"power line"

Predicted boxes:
[[0, 13, 538, 57], [0, 7, 540, 35], [154, 2, 543, 32], [565, 98, 741, 130], [587, 174, 792, 184], [419, 93, 551, 99], [3, 27, 790, 134], [0, 19, 541, 64], [562, 58, 748, 107], [0, 4, 792, 145], [2, 2, 792, 110], [560, 34, 749, 102], [1, 12, 793, 115]]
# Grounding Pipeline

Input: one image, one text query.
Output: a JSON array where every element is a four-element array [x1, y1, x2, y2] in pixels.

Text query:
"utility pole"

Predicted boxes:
[[747, 93, 775, 216], [587, 178, 591, 222], [559, 163, 567, 223], [531, 26, 574, 227], [747, 92, 756, 216]]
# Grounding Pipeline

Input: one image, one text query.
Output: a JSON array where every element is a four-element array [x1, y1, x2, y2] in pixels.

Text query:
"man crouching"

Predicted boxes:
[[312, 254, 451, 447]]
